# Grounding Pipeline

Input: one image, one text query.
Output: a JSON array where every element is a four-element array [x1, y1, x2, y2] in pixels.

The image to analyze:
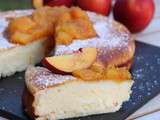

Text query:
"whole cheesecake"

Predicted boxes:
[[0, 7, 134, 77]]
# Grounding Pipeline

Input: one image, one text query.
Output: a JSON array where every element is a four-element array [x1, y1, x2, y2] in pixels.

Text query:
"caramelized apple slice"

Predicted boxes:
[[73, 66, 131, 82], [8, 16, 36, 33], [10, 32, 33, 45], [73, 69, 104, 81], [42, 47, 97, 73]]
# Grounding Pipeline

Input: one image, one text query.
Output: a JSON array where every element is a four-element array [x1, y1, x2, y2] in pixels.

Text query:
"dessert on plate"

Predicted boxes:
[[20, 6, 135, 120]]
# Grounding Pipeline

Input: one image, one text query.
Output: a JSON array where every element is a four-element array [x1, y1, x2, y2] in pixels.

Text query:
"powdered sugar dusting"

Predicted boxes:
[[28, 67, 76, 90], [0, 9, 33, 18], [0, 18, 14, 49], [55, 12, 129, 56]]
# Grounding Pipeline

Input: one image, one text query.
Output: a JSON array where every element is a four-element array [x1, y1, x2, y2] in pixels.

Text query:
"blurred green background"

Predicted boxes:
[[0, 0, 32, 11]]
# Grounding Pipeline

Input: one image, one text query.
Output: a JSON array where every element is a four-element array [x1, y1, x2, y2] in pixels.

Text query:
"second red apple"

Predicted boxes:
[[76, 0, 112, 16], [44, 0, 73, 7], [113, 0, 155, 33]]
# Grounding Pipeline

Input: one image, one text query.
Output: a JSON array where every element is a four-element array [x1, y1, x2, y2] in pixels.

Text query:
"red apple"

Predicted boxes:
[[44, 0, 73, 7], [113, 0, 155, 33], [76, 0, 112, 16]]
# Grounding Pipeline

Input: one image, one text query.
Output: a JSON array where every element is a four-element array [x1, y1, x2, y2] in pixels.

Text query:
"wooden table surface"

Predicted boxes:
[[0, 0, 160, 120]]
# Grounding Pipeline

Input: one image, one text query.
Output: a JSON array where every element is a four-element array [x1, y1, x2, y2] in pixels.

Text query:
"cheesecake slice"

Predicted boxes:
[[0, 10, 52, 77], [23, 66, 133, 120]]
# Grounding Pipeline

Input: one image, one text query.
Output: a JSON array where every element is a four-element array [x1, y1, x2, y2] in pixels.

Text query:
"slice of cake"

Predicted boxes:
[[23, 66, 133, 120]]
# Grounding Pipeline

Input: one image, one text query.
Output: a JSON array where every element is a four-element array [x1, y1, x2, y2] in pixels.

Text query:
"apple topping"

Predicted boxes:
[[8, 6, 96, 45], [8, 17, 37, 44], [73, 65, 131, 82], [8, 17, 37, 33], [55, 7, 96, 45], [42, 47, 97, 73]]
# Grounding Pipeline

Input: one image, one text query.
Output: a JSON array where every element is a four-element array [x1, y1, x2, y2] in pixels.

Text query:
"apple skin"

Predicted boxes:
[[76, 0, 112, 16], [41, 58, 70, 75], [41, 47, 97, 74], [44, 0, 73, 7], [113, 0, 155, 33]]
